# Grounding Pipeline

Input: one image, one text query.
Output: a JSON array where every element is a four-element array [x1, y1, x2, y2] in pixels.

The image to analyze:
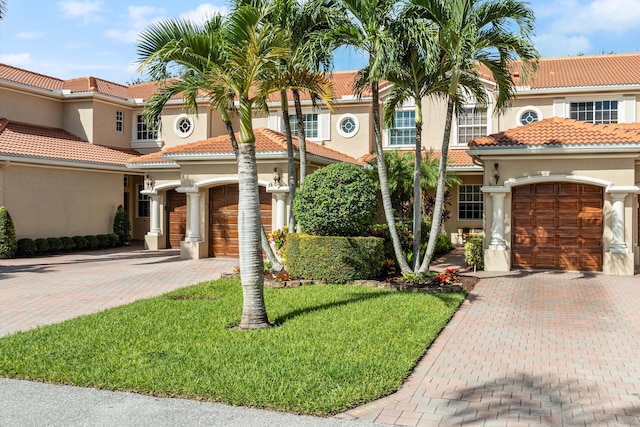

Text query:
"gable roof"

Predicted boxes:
[[131, 127, 358, 165], [0, 118, 140, 167], [468, 117, 640, 148]]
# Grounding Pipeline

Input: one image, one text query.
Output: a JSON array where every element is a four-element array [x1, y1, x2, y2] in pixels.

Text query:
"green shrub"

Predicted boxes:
[[113, 205, 131, 245], [73, 235, 88, 250], [464, 235, 484, 269], [293, 162, 377, 236], [435, 234, 453, 256], [85, 235, 99, 250], [47, 237, 63, 253], [286, 234, 384, 284], [96, 234, 110, 249], [108, 233, 120, 247], [16, 238, 36, 257], [0, 206, 17, 259], [35, 238, 50, 254], [60, 237, 76, 251]]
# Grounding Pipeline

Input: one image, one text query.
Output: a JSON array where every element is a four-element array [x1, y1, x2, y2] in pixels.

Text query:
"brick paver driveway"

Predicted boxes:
[[0, 245, 237, 337], [339, 270, 640, 426]]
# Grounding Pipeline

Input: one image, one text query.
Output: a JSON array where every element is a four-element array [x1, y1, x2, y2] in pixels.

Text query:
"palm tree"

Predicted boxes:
[[0, 0, 6, 19], [333, 0, 413, 274], [138, 5, 332, 329], [411, 0, 538, 273]]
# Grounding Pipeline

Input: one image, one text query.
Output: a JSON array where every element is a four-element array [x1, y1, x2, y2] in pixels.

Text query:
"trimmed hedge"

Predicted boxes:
[[34, 238, 50, 254], [16, 238, 36, 257], [464, 235, 484, 269], [286, 234, 384, 284], [96, 234, 110, 249], [73, 235, 89, 250], [60, 236, 76, 251], [47, 237, 63, 253], [108, 233, 120, 247], [85, 235, 99, 250]]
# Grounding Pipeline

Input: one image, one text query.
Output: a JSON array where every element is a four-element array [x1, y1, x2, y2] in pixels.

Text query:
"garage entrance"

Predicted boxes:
[[512, 182, 603, 271], [209, 185, 272, 258], [166, 189, 187, 249]]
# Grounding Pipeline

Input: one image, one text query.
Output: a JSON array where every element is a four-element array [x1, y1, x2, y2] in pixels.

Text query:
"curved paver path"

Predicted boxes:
[[339, 270, 640, 426], [0, 245, 237, 337]]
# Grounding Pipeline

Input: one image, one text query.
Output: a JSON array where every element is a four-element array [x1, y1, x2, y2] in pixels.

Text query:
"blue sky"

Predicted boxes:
[[1, 0, 639, 85]]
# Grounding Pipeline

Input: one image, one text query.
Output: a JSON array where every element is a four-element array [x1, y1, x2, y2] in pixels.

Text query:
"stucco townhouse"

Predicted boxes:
[[0, 53, 638, 275]]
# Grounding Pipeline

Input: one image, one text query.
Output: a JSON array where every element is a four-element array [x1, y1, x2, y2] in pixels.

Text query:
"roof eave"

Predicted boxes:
[[0, 153, 134, 171], [468, 143, 640, 156]]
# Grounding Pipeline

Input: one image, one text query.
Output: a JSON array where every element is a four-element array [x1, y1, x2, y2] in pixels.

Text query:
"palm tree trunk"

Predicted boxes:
[[412, 101, 423, 271], [419, 95, 455, 274], [292, 89, 308, 183], [281, 91, 297, 232], [237, 100, 270, 329], [222, 108, 282, 271], [372, 81, 412, 274]]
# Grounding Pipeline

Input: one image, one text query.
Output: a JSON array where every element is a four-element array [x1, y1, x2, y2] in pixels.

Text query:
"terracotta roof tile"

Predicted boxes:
[[358, 148, 476, 168], [128, 149, 174, 165], [469, 117, 640, 148], [479, 53, 640, 89], [0, 63, 64, 90], [0, 118, 141, 166], [134, 127, 358, 165]]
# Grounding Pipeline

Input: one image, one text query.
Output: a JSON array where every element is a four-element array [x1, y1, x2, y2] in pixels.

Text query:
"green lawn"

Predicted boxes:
[[0, 279, 464, 415]]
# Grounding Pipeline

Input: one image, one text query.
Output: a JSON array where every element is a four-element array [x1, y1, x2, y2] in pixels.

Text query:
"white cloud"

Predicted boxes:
[[179, 3, 227, 25], [16, 31, 44, 40], [535, 0, 640, 35], [58, 1, 103, 22], [0, 53, 33, 67], [533, 33, 591, 57], [105, 6, 165, 43]]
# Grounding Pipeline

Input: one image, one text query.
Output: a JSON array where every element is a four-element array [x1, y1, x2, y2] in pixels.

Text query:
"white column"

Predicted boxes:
[[149, 194, 161, 235], [489, 192, 507, 250], [185, 191, 202, 242], [609, 192, 628, 254], [274, 193, 286, 230]]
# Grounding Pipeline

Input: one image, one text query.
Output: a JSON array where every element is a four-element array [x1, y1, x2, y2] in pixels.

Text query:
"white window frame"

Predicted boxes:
[[570, 100, 618, 124], [116, 111, 123, 133], [555, 95, 636, 124], [384, 103, 416, 148], [458, 184, 483, 221], [134, 114, 159, 141], [268, 109, 330, 142], [515, 106, 543, 127], [137, 183, 150, 218], [173, 114, 194, 138], [456, 106, 488, 146], [336, 113, 360, 138]]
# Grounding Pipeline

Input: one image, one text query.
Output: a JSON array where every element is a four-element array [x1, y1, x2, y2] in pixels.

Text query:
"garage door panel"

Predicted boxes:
[[209, 185, 272, 258], [512, 183, 603, 271], [167, 190, 187, 249]]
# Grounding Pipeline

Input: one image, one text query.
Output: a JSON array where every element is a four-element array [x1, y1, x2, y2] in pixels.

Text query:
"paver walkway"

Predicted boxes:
[[0, 244, 237, 336], [338, 269, 640, 426]]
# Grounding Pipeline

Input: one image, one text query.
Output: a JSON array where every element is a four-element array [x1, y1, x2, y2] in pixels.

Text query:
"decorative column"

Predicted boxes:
[[185, 191, 202, 242], [489, 192, 507, 250], [608, 191, 628, 253], [266, 186, 290, 231], [149, 194, 162, 236]]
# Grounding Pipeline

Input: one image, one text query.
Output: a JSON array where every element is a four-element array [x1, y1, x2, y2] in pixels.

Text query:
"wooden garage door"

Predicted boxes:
[[209, 185, 272, 258], [512, 183, 603, 271], [166, 189, 187, 249]]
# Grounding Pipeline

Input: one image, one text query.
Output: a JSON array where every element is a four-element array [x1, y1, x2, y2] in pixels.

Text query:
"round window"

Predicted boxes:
[[173, 114, 194, 138], [519, 110, 539, 126], [336, 114, 359, 138]]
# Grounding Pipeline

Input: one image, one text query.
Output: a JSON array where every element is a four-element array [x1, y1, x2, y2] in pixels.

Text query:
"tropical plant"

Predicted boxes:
[[137, 4, 333, 329], [464, 234, 484, 271], [293, 162, 377, 237], [113, 205, 131, 245], [411, 0, 538, 273], [332, 0, 412, 274], [0, 206, 17, 259], [0, 0, 6, 20]]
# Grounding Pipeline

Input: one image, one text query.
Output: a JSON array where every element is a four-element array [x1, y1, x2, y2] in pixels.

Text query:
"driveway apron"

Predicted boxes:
[[0, 245, 237, 337], [339, 270, 640, 426]]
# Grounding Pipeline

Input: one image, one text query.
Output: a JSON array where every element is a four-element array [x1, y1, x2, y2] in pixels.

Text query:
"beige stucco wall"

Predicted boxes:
[[92, 101, 133, 149], [2, 164, 123, 239], [63, 100, 93, 141], [499, 97, 555, 130], [159, 106, 210, 149], [326, 104, 372, 159], [0, 87, 63, 128]]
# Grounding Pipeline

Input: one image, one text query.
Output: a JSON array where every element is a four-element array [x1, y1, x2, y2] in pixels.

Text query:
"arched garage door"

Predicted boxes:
[[512, 182, 603, 271], [166, 189, 187, 249], [209, 184, 272, 258]]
